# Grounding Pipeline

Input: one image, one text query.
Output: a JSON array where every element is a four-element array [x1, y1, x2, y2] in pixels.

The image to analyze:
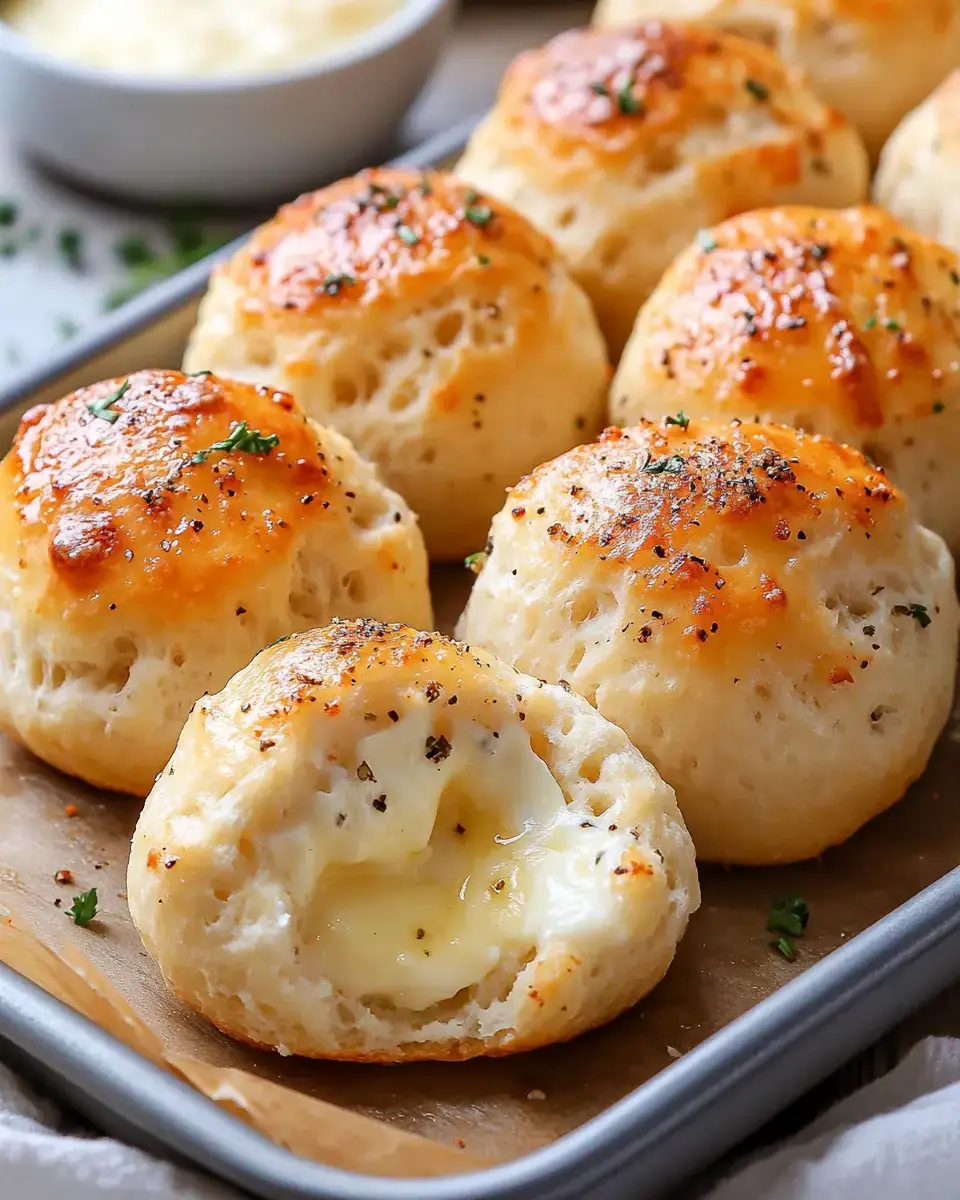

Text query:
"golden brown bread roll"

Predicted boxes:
[[0, 370, 431, 795], [127, 621, 699, 1061], [183, 168, 610, 561], [592, 0, 960, 161], [455, 21, 869, 358], [612, 205, 960, 552], [874, 71, 960, 254], [458, 419, 959, 865]]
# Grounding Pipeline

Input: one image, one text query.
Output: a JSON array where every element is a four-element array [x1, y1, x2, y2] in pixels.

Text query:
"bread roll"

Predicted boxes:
[[183, 169, 610, 561], [592, 0, 960, 161], [612, 205, 960, 552], [127, 620, 698, 1061], [0, 370, 431, 796], [458, 419, 958, 865], [455, 22, 868, 358], [875, 71, 960, 254]]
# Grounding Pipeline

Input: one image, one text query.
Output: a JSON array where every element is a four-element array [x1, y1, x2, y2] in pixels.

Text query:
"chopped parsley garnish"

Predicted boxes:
[[617, 76, 642, 115], [893, 602, 932, 628], [477, 254, 491, 267], [0, 200, 17, 227], [191, 422, 280, 464], [114, 234, 156, 268], [464, 204, 494, 227], [397, 224, 420, 246], [767, 895, 808, 960], [57, 227, 85, 271], [696, 229, 718, 253], [642, 453, 686, 475], [770, 935, 796, 961], [321, 273, 356, 295], [744, 78, 770, 102], [665, 411, 690, 430], [464, 551, 485, 572], [883, 317, 901, 332], [86, 379, 129, 424], [767, 895, 809, 938], [590, 81, 609, 97], [464, 189, 479, 204], [933, 401, 945, 414], [69, 887, 98, 927], [864, 315, 878, 330]]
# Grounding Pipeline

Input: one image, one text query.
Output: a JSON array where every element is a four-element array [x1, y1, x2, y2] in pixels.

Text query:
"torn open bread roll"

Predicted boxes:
[[127, 621, 698, 1061]]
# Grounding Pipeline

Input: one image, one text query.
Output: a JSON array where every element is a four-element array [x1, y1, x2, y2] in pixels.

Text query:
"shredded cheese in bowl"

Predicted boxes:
[[2, 0, 406, 78]]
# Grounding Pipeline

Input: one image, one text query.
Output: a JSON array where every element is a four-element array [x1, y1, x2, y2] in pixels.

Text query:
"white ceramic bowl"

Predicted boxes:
[[0, 0, 453, 204]]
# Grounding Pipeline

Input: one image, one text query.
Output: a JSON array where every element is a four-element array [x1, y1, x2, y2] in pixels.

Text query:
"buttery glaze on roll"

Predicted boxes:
[[592, 0, 960, 162], [612, 205, 960, 551], [127, 621, 698, 1061], [0, 370, 431, 795], [455, 22, 868, 358], [875, 71, 960, 256], [459, 419, 959, 865], [183, 168, 610, 561]]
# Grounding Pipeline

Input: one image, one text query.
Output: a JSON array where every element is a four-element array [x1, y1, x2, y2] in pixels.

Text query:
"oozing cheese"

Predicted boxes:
[[292, 712, 622, 1011], [2, 0, 405, 79]]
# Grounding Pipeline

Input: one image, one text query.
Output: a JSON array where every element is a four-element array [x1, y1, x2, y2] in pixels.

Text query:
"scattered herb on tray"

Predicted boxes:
[[69, 887, 98, 927]]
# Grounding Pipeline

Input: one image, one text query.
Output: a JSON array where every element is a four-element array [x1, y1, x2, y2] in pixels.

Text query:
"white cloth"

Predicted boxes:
[[0, 1059, 233, 1198], [706, 1037, 960, 1199], [3, 1039, 960, 1199]]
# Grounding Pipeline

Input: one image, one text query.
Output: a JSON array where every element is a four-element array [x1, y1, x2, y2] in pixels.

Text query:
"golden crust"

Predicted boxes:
[[592, 0, 960, 158], [509, 419, 896, 667], [4, 370, 343, 624], [496, 23, 847, 181], [614, 206, 960, 429], [222, 168, 558, 317]]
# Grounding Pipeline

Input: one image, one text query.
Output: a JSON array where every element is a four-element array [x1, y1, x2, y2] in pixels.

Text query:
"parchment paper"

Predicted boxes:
[[1, 564, 958, 1168]]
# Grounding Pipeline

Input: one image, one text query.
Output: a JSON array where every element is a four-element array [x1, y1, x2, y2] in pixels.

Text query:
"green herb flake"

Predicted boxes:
[[477, 254, 491, 267], [665, 411, 690, 430], [893, 602, 932, 628], [864, 315, 878, 330], [55, 316, 79, 340], [322, 273, 356, 295], [617, 77, 643, 115], [69, 887, 98, 927], [0, 200, 17, 227], [86, 379, 130, 424], [464, 189, 479, 204], [114, 234, 156, 268], [933, 401, 945, 414], [187, 369, 213, 377], [590, 81, 609, 97], [397, 224, 420, 246], [464, 205, 494, 228], [464, 551, 485, 573], [770, 935, 796, 961], [696, 229, 718, 253], [767, 895, 809, 938], [191, 421, 280, 465], [744, 78, 770, 102], [57, 227, 85, 272], [883, 317, 901, 332], [642, 454, 687, 475]]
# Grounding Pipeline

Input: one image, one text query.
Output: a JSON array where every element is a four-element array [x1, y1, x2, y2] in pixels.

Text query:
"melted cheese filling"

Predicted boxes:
[[301, 712, 615, 1010], [2, 0, 405, 79]]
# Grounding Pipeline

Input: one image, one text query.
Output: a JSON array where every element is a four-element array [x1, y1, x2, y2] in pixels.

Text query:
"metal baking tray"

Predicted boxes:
[[2, 120, 960, 1200]]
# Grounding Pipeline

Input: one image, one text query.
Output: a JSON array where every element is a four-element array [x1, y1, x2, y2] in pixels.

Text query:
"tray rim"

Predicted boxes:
[[1, 119, 960, 1200]]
